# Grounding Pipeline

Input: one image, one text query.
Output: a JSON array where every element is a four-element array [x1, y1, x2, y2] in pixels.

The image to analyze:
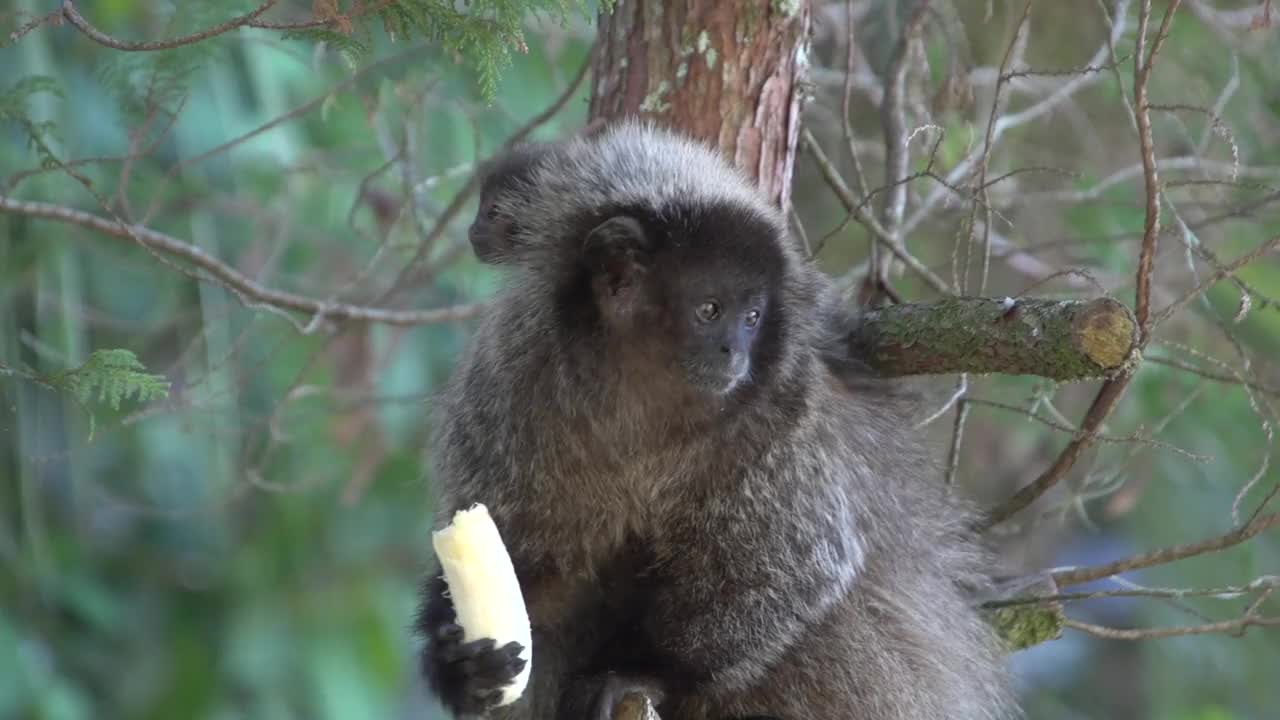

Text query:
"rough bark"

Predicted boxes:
[[848, 297, 1138, 380], [589, 0, 812, 211]]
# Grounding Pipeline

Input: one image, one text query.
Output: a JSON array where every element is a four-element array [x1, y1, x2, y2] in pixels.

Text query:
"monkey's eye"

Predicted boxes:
[[695, 300, 721, 323], [744, 309, 761, 328]]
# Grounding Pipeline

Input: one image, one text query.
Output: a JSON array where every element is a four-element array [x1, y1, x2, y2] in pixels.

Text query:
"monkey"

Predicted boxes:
[[415, 120, 1020, 720]]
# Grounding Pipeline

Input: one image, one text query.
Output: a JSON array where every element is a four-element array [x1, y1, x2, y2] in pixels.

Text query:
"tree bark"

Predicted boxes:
[[849, 297, 1137, 380], [588, 0, 812, 211], [585, 0, 1136, 386]]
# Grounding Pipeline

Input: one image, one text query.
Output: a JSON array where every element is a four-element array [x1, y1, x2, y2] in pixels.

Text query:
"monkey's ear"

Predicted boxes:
[[583, 216, 653, 293], [469, 143, 553, 264]]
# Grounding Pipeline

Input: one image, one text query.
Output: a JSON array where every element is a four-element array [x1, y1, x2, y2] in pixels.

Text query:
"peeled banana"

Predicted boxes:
[[432, 503, 532, 706]]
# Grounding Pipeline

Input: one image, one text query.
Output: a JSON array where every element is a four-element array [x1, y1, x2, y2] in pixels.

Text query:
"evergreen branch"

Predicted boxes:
[[49, 349, 170, 411]]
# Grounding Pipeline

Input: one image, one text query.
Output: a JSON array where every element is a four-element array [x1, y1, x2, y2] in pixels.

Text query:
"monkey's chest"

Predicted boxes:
[[516, 532, 659, 643]]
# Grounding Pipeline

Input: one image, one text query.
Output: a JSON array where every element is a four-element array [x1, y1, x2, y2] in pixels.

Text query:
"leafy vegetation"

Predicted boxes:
[[1, 2, 1278, 720]]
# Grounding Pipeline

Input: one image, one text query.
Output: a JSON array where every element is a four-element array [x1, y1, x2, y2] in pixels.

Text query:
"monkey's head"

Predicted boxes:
[[471, 120, 823, 403], [577, 204, 786, 397]]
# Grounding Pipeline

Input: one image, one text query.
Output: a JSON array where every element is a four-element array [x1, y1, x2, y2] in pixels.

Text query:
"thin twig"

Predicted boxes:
[[377, 41, 598, 301], [1132, 0, 1184, 337], [876, 1, 932, 293], [1064, 615, 1279, 640], [1052, 513, 1280, 587], [60, 0, 280, 52], [1151, 235, 1280, 328], [801, 130, 951, 294], [969, 2, 1031, 294], [0, 195, 481, 326], [983, 577, 1280, 609]]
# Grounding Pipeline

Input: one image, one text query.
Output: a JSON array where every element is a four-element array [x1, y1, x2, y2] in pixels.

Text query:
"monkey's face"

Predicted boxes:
[[578, 204, 783, 400], [664, 275, 768, 396]]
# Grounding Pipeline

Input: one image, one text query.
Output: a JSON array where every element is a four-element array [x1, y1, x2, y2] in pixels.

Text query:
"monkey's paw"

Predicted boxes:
[[428, 622, 527, 716]]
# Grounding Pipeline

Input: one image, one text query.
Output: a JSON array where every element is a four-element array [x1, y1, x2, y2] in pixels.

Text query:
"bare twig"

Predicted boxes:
[[1064, 615, 1280, 640], [979, 375, 1133, 532], [968, 2, 1031, 294], [982, 577, 1280, 609], [1151, 235, 1280, 328], [1132, 0, 1184, 336], [801, 130, 951, 294], [980, 0, 1191, 532], [1146, 355, 1280, 397], [1052, 513, 1280, 587], [0, 195, 481, 327], [377, 42, 597, 301], [60, 0, 280, 52], [900, 0, 1133, 238], [876, 1, 932, 293]]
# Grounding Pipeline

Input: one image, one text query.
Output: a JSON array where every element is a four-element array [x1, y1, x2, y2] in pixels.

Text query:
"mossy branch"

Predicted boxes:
[[846, 296, 1138, 380]]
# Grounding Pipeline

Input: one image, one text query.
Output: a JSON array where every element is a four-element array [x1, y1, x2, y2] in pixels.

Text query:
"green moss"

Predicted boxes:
[[985, 604, 1064, 652]]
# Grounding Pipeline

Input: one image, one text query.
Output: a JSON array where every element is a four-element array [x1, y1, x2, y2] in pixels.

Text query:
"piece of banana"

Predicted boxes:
[[432, 503, 532, 706]]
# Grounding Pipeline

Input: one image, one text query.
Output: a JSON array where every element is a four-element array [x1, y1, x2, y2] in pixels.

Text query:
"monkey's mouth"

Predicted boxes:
[[721, 354, 750, 394], [684, 357, 750, 397]]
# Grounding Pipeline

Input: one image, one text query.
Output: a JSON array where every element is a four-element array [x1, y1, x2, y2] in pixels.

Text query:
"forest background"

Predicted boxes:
[[1, 1, 1279, 719]]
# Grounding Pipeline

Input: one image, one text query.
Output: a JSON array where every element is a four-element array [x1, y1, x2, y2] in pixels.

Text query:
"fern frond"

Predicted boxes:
[[50, 349, 171, 411]]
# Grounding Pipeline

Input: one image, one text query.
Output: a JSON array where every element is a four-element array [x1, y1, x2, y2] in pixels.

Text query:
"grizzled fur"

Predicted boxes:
[[417, 121, 1019, 720]]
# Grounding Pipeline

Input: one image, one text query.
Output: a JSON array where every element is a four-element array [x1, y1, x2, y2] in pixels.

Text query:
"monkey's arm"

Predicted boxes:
[[644, 471, 862, 694]]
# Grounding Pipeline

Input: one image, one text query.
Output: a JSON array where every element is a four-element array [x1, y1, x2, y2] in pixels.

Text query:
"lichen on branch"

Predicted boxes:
[[845, 296, 1138, 381]]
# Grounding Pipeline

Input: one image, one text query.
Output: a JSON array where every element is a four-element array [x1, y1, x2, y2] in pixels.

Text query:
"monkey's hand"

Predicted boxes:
[[427, 622, 527, 718]]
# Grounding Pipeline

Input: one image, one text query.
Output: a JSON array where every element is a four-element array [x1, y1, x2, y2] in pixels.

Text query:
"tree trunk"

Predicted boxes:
[[588, 0, 812, 212]]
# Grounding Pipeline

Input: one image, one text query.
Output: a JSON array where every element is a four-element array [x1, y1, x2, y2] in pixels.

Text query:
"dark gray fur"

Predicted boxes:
[[418, 121, 1019, 720]]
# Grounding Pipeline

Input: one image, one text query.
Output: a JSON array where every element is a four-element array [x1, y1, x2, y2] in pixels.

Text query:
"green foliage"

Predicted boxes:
[[2, 348, 170, 441], [2, 2, 1277, 719], [0, 75, 65, 170], [283, 0, 603, 100], [985, 604, 1065, 652], [48, 349, 170, 412], [0, 4, 595, 717]]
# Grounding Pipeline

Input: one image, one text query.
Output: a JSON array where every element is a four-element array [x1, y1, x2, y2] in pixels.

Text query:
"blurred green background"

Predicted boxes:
[[2, 2, 1278, 719]]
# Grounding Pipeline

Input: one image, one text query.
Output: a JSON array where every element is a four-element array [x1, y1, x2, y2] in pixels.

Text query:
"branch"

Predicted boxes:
[[847, 297, 1136, 380], [377, 42, 598, 302], [1064, 615, 1280, 640], [60, 0, 280, 52], [979, 0, 1186, 532], [978, 373, 1132, 531], [1132, 0, 1183, 336], [1051, 513, 1280, 588], [55, 0, 401, 50], [801, 129, 952, 295], [0, 195, 480, 327]]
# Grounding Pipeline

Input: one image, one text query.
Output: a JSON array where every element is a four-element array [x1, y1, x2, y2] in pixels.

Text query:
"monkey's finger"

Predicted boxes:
[[435, 622, 465, 644], [496, 656, 527, 681], [496, 640, 525, 659], [440, 637, 493, 664], [476, 652, 526, 682]]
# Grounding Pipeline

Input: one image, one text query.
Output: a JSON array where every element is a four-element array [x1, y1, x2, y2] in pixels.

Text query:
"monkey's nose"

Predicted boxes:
[[719, 345, 731, 354]]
